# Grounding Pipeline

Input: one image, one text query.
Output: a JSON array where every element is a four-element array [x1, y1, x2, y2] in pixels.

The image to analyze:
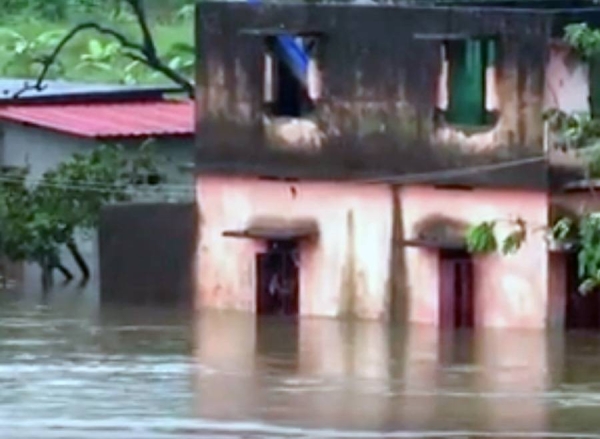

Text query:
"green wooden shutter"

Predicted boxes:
[[446, 39, 485, 126], [484, 39, 497, 125], [590, 55, 600, 119], [486, 38, 496, 68]]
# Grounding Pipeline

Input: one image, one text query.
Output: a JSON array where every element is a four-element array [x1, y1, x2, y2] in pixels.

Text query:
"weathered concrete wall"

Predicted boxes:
[[547, 190, 600, 329], [196, 176, 394, 319], [99, 203, 196, 305], [1, 122, 89, 179], [197, 176, 571, 327], [400, 186, 552, 328], [543, 42, 590, 113], [196, 2, 566, 188]]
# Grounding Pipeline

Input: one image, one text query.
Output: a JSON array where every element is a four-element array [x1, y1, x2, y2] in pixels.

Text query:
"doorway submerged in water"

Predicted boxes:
[[256, 240, 300, 316]]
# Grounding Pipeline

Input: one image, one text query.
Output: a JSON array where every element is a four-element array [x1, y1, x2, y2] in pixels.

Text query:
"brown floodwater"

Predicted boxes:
[[2, 287, 600, 438]]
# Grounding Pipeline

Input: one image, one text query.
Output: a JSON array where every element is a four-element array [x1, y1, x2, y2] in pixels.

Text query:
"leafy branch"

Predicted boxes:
[[564, 23, 600, 60], [578, 215, 600, 295], [543, 109, 600, 178], [13, 0, 194, 98], [466, 221, 498, 253], [501, 218, 527, 255], [466, 218, 528, 256], [540, 24, 600, 178], [465, 214, 600, 296]]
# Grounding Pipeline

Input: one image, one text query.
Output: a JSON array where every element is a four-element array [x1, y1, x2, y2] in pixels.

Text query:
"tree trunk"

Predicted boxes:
[[53, 263, 74, 281], [41, 260, 53, 292], [67, 240, 90, 280]]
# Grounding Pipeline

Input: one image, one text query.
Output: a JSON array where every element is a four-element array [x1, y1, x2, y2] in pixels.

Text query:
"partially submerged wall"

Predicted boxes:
[[196, 176, 394, 319], [400, 186, 552, 328], [99, 202, 196, 305]]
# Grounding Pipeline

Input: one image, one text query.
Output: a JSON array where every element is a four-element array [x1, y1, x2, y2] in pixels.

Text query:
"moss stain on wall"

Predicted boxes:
[[339, 209, 357, 317]]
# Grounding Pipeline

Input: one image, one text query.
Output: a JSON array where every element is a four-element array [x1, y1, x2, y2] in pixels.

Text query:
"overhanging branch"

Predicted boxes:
[[123, 51, 194, 96], [13, 22, 145, 98], [13, 2, 195, 99], [125, 0, 158, 59]]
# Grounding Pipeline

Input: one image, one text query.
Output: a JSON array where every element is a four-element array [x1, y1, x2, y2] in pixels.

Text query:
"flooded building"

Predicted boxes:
[[195, 0, 600, 328]]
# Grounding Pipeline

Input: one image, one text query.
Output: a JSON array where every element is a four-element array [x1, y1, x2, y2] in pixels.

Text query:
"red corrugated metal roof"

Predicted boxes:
[[0, 100, 194, 139]]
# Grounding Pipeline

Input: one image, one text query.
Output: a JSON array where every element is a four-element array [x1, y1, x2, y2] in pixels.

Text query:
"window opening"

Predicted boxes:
[[445, 38, 497, 126], [263, 35, 319, 118]]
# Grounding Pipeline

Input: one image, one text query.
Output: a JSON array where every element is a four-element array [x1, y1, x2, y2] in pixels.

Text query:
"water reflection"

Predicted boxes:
[[5, 291, 600, 438], [192, 313, 562, 435], [475, 329, 551, 433]]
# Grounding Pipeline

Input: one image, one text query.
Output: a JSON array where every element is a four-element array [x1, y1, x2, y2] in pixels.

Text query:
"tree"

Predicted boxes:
[[13, 0, 194, 98], [0, 142, 165, 288]]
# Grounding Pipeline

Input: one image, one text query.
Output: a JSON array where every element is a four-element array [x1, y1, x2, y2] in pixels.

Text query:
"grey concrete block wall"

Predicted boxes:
[[98, 203, 196, 305]]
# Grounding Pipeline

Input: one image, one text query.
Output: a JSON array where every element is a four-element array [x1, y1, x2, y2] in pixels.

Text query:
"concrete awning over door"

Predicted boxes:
[[401, 214, 469, 251], [223, 216, 319, 240]]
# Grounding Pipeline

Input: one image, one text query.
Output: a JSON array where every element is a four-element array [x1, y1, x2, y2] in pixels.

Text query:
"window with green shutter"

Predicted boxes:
[[445, 38, 497, 126]]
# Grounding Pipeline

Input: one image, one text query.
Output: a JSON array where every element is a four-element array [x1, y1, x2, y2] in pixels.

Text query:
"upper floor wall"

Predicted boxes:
[[196, 1, 600, 189]]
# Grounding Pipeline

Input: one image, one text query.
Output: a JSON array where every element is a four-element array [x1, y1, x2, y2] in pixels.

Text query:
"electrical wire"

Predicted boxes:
[[0, 155, 547, 195], [358, 155, 547, 185], [0, 174, 194, 196]]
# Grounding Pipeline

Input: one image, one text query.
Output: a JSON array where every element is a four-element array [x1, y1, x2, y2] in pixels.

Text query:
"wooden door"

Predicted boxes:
[[255, 241, 299, 316], [256, 253, 273, 315], [439, 251, 475, 329], [565, 252, 600, 329]]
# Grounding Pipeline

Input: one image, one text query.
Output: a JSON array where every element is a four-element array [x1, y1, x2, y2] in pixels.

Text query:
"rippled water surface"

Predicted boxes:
[[3, 289, 600, 438]]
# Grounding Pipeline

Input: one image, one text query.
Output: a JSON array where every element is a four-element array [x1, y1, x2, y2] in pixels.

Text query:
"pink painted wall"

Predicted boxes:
[[196, 176, 394, 319], [400, 186, 551, 328]]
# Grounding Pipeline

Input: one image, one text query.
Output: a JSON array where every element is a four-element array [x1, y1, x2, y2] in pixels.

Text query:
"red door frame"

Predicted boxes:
[[565, 251, 600, 329], [439, 250, 475, 329]]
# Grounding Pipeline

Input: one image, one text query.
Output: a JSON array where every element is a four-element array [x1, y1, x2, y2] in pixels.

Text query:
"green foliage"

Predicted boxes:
[[565, 23, 600, 59], [501, 220, 526, 255], [543, 109, 600, 150], [467, 213, 600, 296], [164, 42, 194, 78], [467, 219, 528, 255], [74, 38, 121, 76], [0, 1, 195, 85], [0, 0, 195, 22], [174, 4, 195, 23], [0, 28, 66, 76], [551, 217, 576, 242], [0, 143, 165, 276], [552, 23, 600, 177], [577, 215, 600, 295], [0, 167, 63, 266], [543, 109, 600, 177], [466, 221, 498, 254]]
